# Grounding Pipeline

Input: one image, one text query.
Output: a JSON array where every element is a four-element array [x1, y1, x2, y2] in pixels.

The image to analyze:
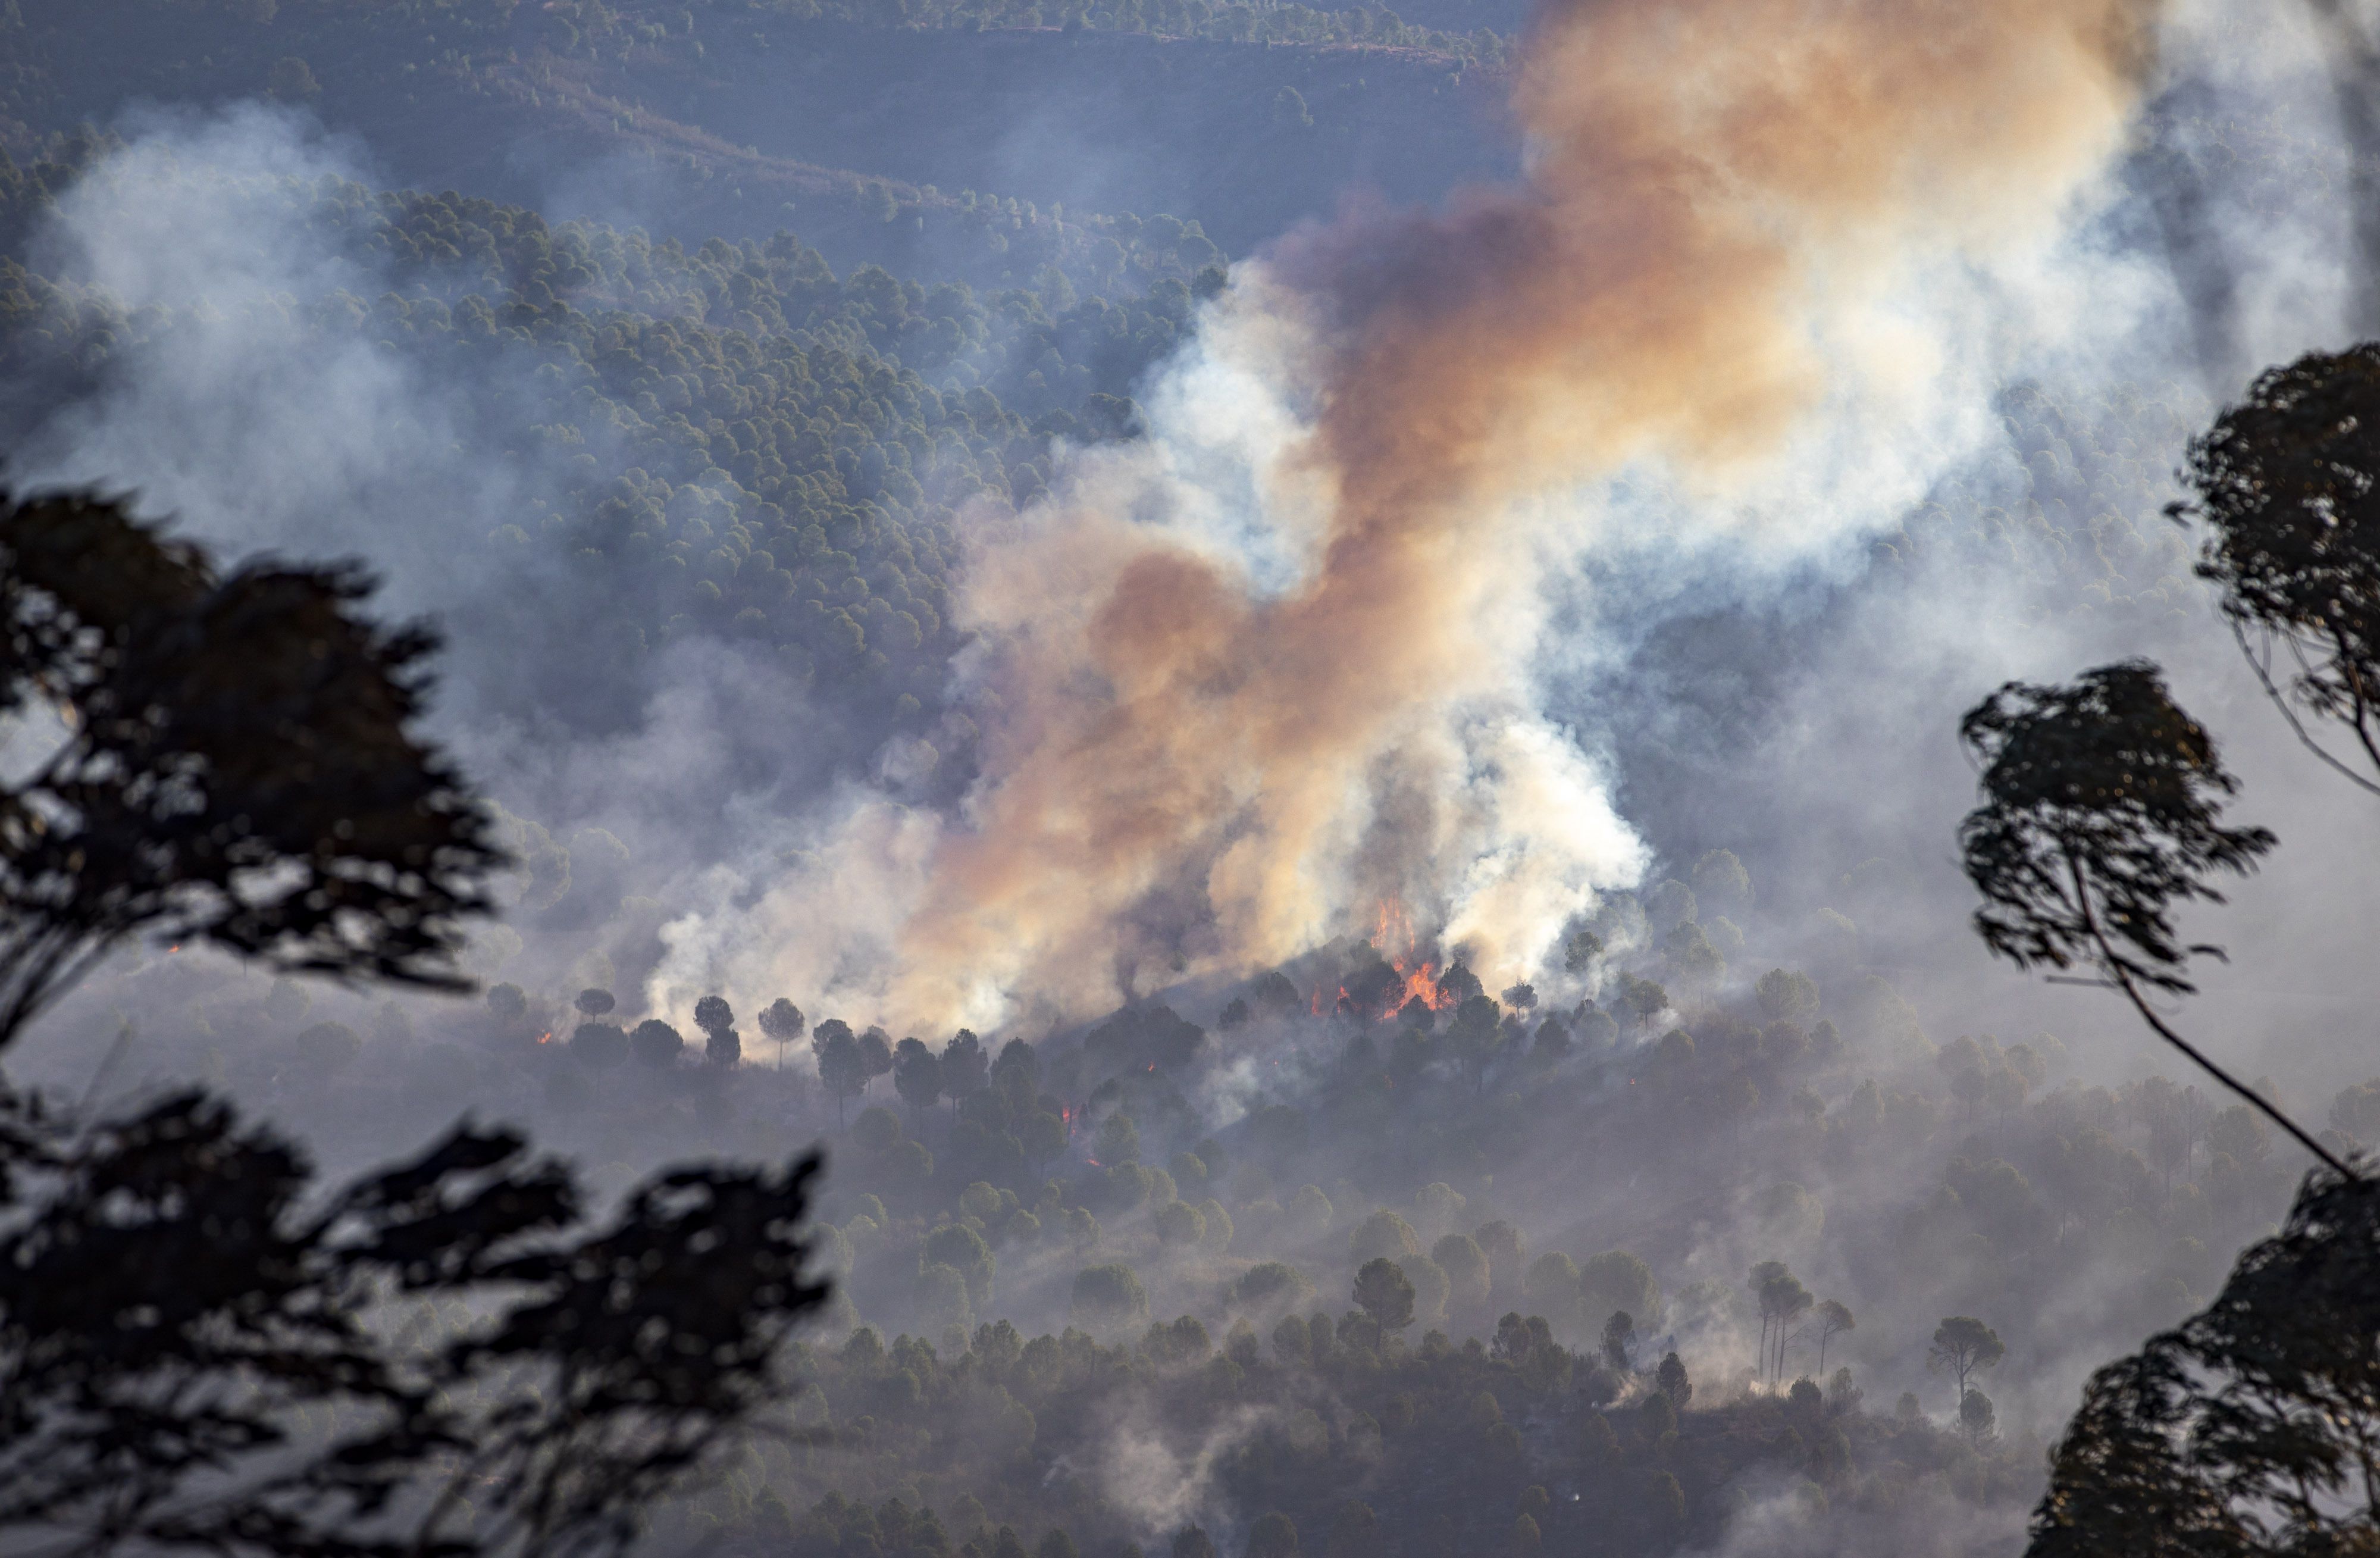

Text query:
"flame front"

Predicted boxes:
[[1313, 899, 1461, 1020]]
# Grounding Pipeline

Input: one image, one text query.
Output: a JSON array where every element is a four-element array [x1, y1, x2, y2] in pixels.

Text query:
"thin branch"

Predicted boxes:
[[2115, 970, 2351, 1177], [2068, 851, 2355, 1178], [2325, 618, 2380, 782], [2233, 620, 2380, 799]]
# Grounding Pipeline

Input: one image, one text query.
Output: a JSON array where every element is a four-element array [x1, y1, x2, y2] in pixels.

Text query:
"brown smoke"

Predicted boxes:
[[881, 0, 2160, 1027]]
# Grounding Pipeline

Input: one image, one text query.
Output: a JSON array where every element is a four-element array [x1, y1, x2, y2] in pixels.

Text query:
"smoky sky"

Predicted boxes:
[[2, 0, 2372, 1080], [6, 9, 2380, 1547]]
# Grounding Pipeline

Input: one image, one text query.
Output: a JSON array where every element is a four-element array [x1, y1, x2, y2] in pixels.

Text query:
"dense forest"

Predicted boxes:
[[0, 0, 1517, 262], [0, 139, 1232, 773], [45, 823, 2380, 1556], [2, 3, 2378, 1558]]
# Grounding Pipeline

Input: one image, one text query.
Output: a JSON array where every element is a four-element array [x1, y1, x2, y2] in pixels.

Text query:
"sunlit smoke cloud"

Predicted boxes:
[[829, 0, 2167, 1028]]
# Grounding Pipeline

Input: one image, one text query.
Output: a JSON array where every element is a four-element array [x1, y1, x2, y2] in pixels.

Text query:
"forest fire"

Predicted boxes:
[[10, 4, 2360, 1557], [1374, 898, 1455, 1015], [1311, 899, 1461, 1020], [1396, 962, 1445, 1010]]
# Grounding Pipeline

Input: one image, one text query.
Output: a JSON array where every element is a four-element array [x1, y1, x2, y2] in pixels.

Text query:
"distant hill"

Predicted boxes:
[[4, 0, 1520, 274], [0, 146, 1207, 784]]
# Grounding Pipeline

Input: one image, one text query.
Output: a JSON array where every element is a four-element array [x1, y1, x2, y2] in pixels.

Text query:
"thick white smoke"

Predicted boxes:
[[11, 0, 2374, 1071], [674, 0, 2209, 1031]]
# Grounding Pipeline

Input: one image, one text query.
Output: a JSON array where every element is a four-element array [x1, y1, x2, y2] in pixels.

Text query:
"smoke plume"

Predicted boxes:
[[861, 0, 2163, 1025]]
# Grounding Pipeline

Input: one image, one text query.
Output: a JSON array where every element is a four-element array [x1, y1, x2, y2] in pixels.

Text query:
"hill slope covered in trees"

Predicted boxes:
[[1, 0, 1517, 266]]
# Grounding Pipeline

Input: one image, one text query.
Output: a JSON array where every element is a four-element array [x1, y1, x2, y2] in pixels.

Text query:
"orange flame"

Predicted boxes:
[[1376, 897, 1455, 1016], [1297, 900, 1463, 1021]]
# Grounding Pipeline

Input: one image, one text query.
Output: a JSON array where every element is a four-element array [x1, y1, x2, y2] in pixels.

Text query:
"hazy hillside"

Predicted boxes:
[[3, 4, 2378, 1558], [4, 0, 1517, 267]]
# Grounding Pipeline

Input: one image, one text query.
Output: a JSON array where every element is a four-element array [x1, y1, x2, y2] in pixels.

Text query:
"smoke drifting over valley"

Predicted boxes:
[[6, 0, 2380, 1552], [843, 0, 2165, 1026], [7, 0, 2357, 1038]]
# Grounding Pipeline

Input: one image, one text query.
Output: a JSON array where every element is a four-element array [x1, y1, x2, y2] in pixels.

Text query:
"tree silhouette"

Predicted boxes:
[[1021, 1110, 1069, 1178], [1577, 1250, 1658, 1340], [570, 1020, 629, 1071], [630, 1018, 684, 1070], [1815, 1299, 1855, 1374], [1655, 1351, 1691, 1409], [2027, 1168, 2380, 1556], [853, 1027, 891, 1097], [1617, 974, 1669, 1034], [991, 1035, 1041, 1101], [1093, 1112, 1141, 1168], [1474, 1221, 1526, 1305], [1243, 1512, 1298, 1558], [1928, 1316, 2006, 1416], [941, 1029, 991, 1103], [2172, 343, 2380, 795], [1961, 1387, 1999, 1448], [1958, 662, 2345, 1175], [1748, 1261, 1800, 1388], [687, 997, 741, 1069], [1755, 968, 1820, 1026], [1432, 1234, 1490, 1315], [1768, 1275, 1813, 1387], [0, 489, 505, 1050], [1152, 1199, 1205, 1250], [0, 1095, 828, 1558], [757, 997, 805, 1068], [1599, 1309, 1634, 1373], [1352, 1257, 1416, 1332], [1449, 994, 1505, 1093], [817, 1028, 868, 1130], [1067, 1264, 1148, 1339], [894, 1036, 944, 1121], [0, 498, 829, 1558]]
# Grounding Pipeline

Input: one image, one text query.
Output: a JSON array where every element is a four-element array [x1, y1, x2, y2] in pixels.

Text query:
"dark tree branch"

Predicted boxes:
[[1957, 661, 2352, 1181], [2066, 851, 2353, 1179], [2230, 619, 2380, 800], [2173, 344, 2380, 800]]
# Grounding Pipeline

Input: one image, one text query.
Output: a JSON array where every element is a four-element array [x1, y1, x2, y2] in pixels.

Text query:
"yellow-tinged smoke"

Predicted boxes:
[[878, 0, 2160, 1027]]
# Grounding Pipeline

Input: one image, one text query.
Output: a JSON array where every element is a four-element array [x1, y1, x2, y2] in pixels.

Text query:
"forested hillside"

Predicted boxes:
[[3, 4, 2376, 1558], [1, 0, 1516, 265], [0, 130, 2229, 844], [61, 836, 2380, 1558], [0, 148, 1214, 768]]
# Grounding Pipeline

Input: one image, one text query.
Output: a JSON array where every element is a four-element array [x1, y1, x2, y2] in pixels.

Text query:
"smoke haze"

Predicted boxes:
[[12, 0, 2357, 1045], [8, 1, 2380, 1551], [774, 0, 2166, 1026]]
